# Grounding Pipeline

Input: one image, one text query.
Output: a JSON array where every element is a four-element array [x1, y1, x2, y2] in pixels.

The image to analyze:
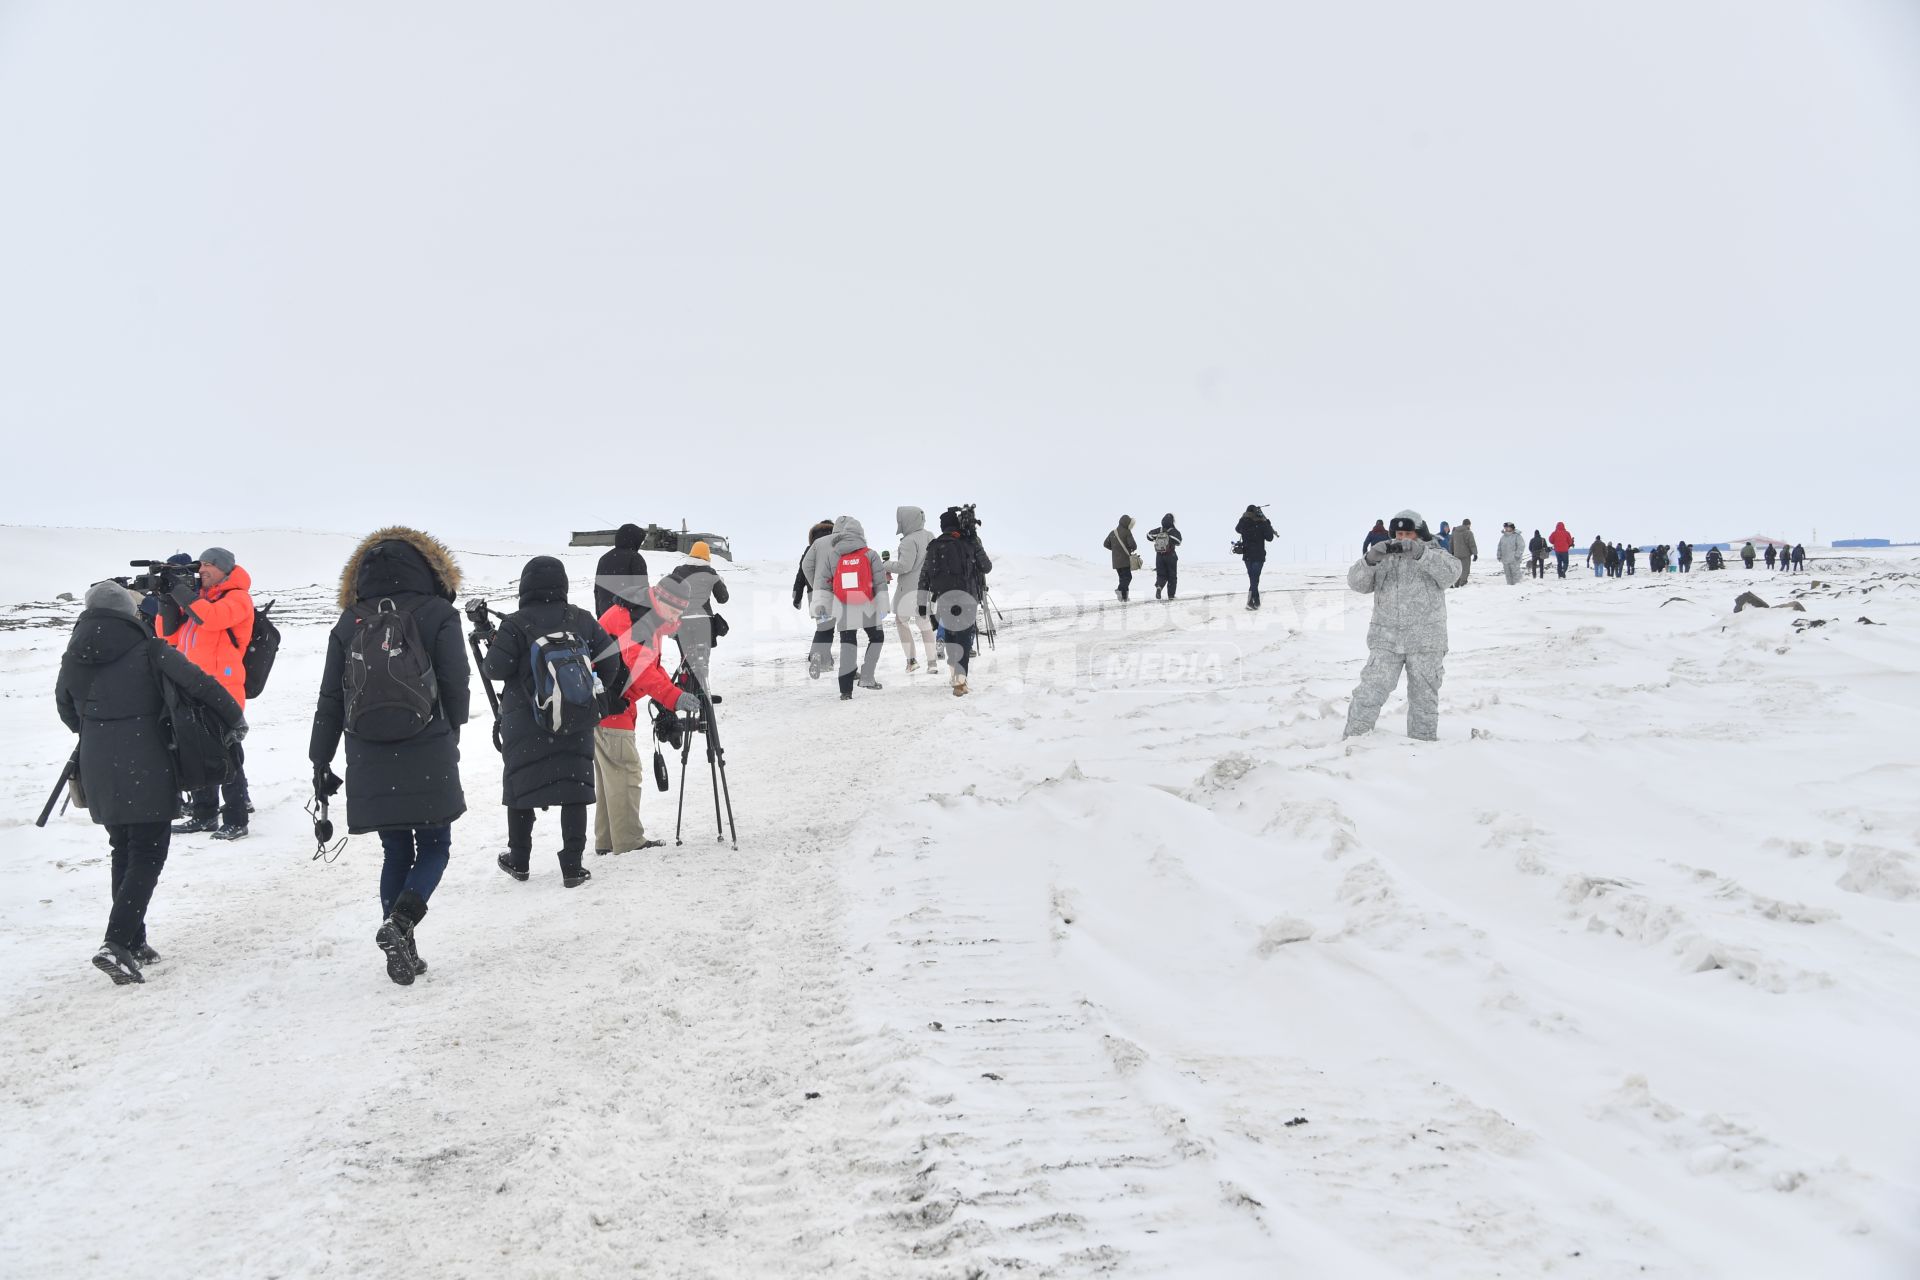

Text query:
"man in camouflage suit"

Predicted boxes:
[[1343, 510, 1459, 742]]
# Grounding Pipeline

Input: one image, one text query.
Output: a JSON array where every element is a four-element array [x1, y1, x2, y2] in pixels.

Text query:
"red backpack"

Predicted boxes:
[[832, 551, 874, 605]]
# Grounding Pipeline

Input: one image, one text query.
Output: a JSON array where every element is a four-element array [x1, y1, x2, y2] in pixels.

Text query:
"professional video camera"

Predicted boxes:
[[117, 559, 201, 596], [944, 503, 982, 538]]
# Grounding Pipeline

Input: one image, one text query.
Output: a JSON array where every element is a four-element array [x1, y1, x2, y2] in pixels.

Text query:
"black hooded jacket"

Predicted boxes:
[[309, 528, 472, 833], [594, 524, 650, 617], [1235, 508, 1275, 562], [57, 609, 242, 824], [482, 556, 629, 808]]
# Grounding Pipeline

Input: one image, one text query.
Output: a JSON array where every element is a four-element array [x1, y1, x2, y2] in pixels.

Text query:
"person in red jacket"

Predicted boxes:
[[159, 547, 256, 840], [592, 577, 700, 856], [1547, 522, 1575, 579]]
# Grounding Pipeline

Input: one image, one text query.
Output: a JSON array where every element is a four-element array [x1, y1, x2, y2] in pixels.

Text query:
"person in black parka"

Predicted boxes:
[[594, 523, 650, 617], [483, 555, 628, 887], [1235, 505, 1275, 609], [309, 527, 471, 985], [56, 580, 243, 984]]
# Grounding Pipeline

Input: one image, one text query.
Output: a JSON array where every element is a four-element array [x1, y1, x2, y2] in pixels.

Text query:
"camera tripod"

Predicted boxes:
[[668, 647, 737, 850]]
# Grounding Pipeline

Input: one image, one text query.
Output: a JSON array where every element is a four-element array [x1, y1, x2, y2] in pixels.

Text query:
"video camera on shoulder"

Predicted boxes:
[[118, 559, 201, 596], [945, 503, 982, 537]]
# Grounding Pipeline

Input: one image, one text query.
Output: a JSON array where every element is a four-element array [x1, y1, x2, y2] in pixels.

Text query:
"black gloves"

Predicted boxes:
[[313, 764, 342, 797], [169, 579, 199, 608]]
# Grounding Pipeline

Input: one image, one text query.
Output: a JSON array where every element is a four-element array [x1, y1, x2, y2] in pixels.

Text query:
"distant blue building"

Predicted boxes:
[[1835, 538, 1890, 548]]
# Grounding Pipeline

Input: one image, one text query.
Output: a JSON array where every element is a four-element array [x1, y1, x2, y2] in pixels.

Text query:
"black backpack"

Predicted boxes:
[[343, 599, 439, 742], [527, 628, 605, 735], [153, 648, 234, 791], [231, 601, 281, 700]]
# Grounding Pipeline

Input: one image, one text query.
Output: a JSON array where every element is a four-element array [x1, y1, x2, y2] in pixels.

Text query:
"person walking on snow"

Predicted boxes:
[[1496, 523, 1526, 585], [1792, 543, 1806, 570], [1764, 544, 1777, 570], [1741, 542, 1757, 569], [1450, 519, 1479, 586], [1147, 513, 1182, 599], [921, 509, 994, 696], [1235, 505, 1275, 609], [58, 581, 244, 984], [1548, 522, 1574, 578], [1103, 516, 1139, 601], [1364, 519, 1390, 554], [1344, 511, 1458, 742], [1527, 529, 1549, 579], [309, 527, 471, 985], [806, 515, 890, 699], [887, 506, 938, 674]]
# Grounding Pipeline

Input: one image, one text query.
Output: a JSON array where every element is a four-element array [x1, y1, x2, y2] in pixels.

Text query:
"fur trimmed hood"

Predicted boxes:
[[337, 526, 462, 609]]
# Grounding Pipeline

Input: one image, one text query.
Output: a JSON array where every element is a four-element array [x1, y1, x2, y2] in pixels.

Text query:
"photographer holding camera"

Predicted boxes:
[[1343, 510, 1458, 742], [159, 547, 256, 840], [922, 506, 993, 697]]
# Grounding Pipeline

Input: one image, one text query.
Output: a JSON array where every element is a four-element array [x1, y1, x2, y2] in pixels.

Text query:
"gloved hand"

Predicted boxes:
[[313, 763, 343, 797], [1365, 542, 1390, 565], [1404, 539, 1426, 559], [227, 718, 249, 743], [169, 579, 199, 608], [791, 587, 803, 610]]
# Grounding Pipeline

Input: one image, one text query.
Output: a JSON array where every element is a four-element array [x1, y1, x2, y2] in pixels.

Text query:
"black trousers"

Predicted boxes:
[[942, 626, 978, 677], [105, 822, 171, 949], [1115, 567, 1133, 599], [190, 741, 248, 824], [836, 626, 884, 695], [506, 803, 588, 872], [1154, 554, 1178, 598]]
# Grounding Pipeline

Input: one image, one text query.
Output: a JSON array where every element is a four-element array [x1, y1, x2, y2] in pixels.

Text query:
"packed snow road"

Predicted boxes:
[[2, 532, 1916, 1278]]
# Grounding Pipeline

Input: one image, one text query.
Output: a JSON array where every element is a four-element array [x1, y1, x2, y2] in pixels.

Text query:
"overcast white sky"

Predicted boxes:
[[2, 1, 1916, 558]]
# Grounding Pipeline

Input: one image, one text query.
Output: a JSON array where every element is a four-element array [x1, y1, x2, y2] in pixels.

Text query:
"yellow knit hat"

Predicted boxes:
[[688, 541, 711, 562]]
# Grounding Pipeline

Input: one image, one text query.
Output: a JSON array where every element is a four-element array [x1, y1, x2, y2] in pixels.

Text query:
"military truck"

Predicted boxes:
[[569, 523, 733, 562]]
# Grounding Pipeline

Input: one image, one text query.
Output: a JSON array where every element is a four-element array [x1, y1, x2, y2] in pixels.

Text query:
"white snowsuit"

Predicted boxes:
[[1344, 510, 1458, 741], [889, 506, 938, 668], [1496, 530, 1525, 585]]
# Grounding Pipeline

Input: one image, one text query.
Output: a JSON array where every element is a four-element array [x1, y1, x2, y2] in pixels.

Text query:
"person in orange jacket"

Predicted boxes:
[[592, 574, 701, 856], [158, 547, 256, 840]]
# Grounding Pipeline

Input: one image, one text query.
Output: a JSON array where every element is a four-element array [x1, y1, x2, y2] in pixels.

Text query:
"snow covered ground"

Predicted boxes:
[[1, 526, 1916, 1278]]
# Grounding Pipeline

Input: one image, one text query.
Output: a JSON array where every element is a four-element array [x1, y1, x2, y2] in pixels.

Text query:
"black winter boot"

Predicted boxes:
[[375, 891, 428, 986], [92, 941, 144, 985], [560, 849, 591, 889], [497, 852, 530, 882]]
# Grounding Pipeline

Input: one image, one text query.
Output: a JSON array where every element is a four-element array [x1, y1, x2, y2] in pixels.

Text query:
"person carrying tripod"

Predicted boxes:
[[922, 508, 994, 697], [57, 581, 243, 984], [480, 556, 630, 887]]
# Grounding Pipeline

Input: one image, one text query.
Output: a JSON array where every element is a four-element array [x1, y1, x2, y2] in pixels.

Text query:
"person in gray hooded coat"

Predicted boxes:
[[805, 515, 890, 698], [887, 506, 938, 674], [1344, 510, 1459, 742], [1495, 523, 1526, 586]]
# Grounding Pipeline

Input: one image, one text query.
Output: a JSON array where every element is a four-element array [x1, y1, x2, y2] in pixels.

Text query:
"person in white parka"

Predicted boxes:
[[1495, 523, 1526, 585]]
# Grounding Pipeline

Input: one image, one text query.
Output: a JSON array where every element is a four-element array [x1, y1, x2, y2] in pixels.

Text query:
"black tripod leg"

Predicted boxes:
[[715, 750, 738, 849], [707, 739, 723, 841], [674, 734, 692, 846]]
